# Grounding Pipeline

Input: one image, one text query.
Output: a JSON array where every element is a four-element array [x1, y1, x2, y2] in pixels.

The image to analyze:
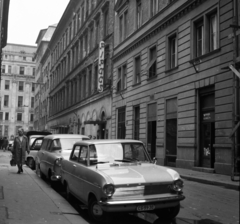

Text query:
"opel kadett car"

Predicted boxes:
[[35, 134, 89, 187], [60, 139, 185, 222]]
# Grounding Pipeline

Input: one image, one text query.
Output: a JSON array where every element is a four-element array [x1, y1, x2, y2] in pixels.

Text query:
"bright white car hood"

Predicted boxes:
[[97, 163, 180, 185]]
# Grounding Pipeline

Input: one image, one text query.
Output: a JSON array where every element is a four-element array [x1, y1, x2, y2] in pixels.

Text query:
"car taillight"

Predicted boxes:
[[55, 158, 62, 167]]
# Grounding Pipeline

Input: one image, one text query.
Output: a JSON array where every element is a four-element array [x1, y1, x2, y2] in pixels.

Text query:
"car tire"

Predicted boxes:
[[88, 197, 109, 223], [155, 204, 180, 220], [27, 158, 35, 170]]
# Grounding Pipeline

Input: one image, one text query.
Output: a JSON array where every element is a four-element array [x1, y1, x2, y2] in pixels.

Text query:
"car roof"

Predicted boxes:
[[43, 134, 89, 140], [74, 139, 143, 145]]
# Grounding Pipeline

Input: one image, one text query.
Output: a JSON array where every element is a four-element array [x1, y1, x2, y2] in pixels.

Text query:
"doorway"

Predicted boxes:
[[199, 88, 215, 168], [147, 103, 157, 159]]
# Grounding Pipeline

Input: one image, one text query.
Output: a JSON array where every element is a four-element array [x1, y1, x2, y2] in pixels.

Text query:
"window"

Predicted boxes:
[[81, 3, 85, 24], [116, 64, 127, 92], [103, 9, 109, 37], [31, 97, 34, 108], [119, 10, 128, 42], [18, 96, 23, 107], [1, 65, 5, 73], [148, 46, 157, 78], [0, 113, 3, 120], [4, 95, 9, 107], [5, 112, 9, 121], [8, 65, 11, 73], [168, 33, 177, 69], [88, 67, 92, 96], [86, 0, 89, 18], [95, 19, 100, 46], [151, 0, 159, 16], [32, 68, 35, 76], [134, 106, 140, 140], [19, 67, 25, 75], [136, 0, 142, 29], [4, 126, 8, 137], [89, 26, 94, 51], [32, 83, 35, 92], [193, 10, 218, 58], [83, 74, 86, 98], [94, 64, 98, 92], [117, 107, 126, 139], [19, 81, 24, 91], [30, 114, 34, 122], [134, 56, 141, 84], [17, 113, 22, 121], [84, 33, 88, 57], [23, 56, 26, 61], [5, 80, 10, 90]]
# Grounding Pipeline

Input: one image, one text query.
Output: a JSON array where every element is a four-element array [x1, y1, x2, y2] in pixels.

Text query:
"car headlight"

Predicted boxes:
[[103, 184, 115, 197], [170, 179, 184, 194]]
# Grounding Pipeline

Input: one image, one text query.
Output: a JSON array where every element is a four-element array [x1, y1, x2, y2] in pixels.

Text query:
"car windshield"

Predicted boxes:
[[92, 143, 151, 163]]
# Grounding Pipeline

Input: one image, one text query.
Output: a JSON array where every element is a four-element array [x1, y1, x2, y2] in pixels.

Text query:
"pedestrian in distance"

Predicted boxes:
[[2, 137, 9, 152], [12, 128, 29, 174], [0, 137, 3, 150]]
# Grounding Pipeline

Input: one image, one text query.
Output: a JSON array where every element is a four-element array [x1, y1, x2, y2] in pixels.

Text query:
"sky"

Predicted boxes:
[[7, 0, 70, 46]]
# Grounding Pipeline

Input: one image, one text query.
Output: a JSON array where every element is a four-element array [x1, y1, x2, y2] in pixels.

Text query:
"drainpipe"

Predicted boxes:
[[231, 0, 240, 180]]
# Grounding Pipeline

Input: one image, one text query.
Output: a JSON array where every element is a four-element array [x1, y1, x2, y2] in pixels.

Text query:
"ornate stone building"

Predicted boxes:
[[111, 0, 240, 175], [47, 0, 114, 138], [0, 44, 36, 138]]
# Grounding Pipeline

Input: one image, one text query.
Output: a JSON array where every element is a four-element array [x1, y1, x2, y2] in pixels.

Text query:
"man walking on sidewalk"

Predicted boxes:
[[12, 128, 29, 174]]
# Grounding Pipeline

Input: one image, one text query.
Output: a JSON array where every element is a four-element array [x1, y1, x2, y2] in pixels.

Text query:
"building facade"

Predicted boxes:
[[34, 25, 57, 131], [46, 0, 114, 138], [0, 44, 36, 139], [112, 0, 240, 175]]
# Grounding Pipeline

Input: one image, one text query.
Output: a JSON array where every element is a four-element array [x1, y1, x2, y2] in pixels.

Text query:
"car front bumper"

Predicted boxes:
[[99, 194, 185, 213]]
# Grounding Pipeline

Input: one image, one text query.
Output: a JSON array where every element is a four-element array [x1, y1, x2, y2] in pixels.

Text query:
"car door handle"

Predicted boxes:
[[73, 164, 76, 167]]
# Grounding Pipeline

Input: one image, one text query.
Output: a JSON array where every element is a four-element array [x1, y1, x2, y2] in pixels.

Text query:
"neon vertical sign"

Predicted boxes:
[[98, 41, 105, 92]]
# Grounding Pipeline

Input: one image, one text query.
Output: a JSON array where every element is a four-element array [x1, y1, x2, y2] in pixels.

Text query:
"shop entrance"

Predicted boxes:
[[200, 89, 215, 168]]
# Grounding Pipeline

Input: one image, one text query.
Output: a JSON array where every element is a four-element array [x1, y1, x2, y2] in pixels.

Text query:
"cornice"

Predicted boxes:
[[113, 0, 206, 62]]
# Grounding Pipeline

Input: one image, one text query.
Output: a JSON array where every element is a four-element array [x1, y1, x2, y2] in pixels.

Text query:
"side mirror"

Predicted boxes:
[[153, 157, 157, 164]]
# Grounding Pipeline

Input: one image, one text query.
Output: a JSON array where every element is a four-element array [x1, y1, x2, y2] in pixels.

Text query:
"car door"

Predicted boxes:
[[71, 145, 88, 202], [44, 139, 62, 177], [37, 139, 49, 171], [67, 145, 80, 195]]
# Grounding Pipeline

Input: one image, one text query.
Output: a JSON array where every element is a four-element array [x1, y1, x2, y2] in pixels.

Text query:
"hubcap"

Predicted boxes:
[[92, 203, 103, 216]]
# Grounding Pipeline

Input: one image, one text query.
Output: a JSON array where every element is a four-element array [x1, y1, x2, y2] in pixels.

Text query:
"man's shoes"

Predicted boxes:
[[20, 167, 23, 173], [17, 170, 21, 174]]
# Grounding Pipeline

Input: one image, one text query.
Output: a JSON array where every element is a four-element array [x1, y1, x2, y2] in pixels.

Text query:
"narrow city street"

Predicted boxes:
[[0, 151, 239, 224]]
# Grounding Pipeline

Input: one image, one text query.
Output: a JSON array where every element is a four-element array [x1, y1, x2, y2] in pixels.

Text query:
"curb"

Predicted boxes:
[[180, 175, 240, 191]]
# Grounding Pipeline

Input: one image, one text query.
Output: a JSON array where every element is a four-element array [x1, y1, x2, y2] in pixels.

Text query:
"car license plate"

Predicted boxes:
[[136, 205, 155, 211]]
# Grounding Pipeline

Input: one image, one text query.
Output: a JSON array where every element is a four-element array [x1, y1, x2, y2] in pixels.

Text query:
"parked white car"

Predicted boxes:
[[35, 134, 89, 187]]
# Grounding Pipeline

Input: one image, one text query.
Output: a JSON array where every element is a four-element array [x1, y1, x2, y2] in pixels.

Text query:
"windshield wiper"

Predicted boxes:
[[114, 159, 139, 162], [91, 161, 109, 164]]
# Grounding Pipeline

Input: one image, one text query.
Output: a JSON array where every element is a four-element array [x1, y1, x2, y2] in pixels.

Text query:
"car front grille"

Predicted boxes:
[[144, 184, 171, 195]]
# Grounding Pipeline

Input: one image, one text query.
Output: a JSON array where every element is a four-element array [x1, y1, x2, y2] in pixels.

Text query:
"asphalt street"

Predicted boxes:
[[0, 150, 239, 224]]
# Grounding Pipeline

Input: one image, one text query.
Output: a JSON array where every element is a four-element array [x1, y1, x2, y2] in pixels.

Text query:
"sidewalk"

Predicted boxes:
[[172, 167, 240, 191], [0, 151, 88, 224]]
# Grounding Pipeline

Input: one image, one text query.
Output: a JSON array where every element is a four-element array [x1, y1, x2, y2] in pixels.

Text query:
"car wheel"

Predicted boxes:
[[27, 158, 35, 170], [155, 204, 180, 220], [88, 197, 109, 223]]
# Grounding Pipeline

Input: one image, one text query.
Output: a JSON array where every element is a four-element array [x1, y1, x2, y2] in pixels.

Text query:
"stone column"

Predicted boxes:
[[77, 75, 80, 102]]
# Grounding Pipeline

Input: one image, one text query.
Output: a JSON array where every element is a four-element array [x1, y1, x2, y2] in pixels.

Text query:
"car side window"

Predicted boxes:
[[40, 139, 48, 151], [79, 146, 88, 165], [49, 139, 61, 152], [70, 146, 80, 161]]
